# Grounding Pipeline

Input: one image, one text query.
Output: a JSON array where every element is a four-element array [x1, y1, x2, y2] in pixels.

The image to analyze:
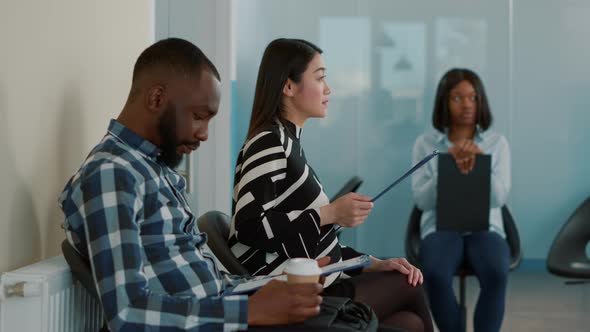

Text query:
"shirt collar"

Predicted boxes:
[[107, 119, 160, 159], [277, 118, 303, 140], [475, 127, 489, 142], [436, 126, 488, 145]]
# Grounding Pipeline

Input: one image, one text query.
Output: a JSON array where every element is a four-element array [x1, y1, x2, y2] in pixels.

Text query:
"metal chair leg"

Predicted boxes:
[[100, 319, 110, 332], [565, 280, 590, 285], [459, 275, 467, 332]]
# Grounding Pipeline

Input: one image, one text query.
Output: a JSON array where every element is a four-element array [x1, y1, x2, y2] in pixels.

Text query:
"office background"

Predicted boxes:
[[1, 0, 589, 274], [231, 0, 590, 265]]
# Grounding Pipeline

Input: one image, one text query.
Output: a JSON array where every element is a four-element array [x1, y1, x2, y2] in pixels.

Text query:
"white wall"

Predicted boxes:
[[156, 0, 235, 216], [0, 0, 153, 272]]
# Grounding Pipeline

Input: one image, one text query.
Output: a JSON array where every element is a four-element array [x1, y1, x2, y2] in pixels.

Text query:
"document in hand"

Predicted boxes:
[[319, 254, 371, 276], [372, 150, 439, 202], [226, 255, 371, 295]]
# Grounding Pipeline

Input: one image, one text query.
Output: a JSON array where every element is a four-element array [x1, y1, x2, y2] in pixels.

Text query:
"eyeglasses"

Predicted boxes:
[[450, 95, 477, 103]]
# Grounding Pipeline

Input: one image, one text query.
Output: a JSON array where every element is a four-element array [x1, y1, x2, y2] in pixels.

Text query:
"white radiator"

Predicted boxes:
[[0, 255, 104, 332]]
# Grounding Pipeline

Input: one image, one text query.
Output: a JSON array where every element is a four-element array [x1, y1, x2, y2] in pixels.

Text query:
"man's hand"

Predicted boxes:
[[247, 280, 323, 326], [363, 256, 423, 286], [448, 139, 483, 174]]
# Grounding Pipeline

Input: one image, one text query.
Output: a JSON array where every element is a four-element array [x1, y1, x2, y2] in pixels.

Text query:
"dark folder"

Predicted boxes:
[[436, 153, 491, 232]]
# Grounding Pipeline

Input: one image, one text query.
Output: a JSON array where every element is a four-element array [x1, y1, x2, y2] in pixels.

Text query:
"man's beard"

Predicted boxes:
[[157, 104, 184, 169]]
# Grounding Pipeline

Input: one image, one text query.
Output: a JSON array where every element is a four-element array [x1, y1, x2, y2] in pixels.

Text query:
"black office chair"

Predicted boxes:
[[330, 176, 364, 201], [405, 205, 522, 332], [61, 240, 110, 332], [547, 197, 590, 282], [197, 211, 250, 276]]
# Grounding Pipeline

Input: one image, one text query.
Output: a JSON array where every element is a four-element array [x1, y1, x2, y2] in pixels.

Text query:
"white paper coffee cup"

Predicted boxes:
[[284, 258, 321, 284]]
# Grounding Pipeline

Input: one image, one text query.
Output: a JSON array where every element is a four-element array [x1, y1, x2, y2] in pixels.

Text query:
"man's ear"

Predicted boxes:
[[146, 84, 166, 113], [282, 79, 296, 97]]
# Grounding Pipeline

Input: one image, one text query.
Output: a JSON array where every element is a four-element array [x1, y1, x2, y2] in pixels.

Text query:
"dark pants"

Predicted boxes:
[[419, 231, 510, 332], [247, 325, 402, 331], [323, 271, 433, 332]]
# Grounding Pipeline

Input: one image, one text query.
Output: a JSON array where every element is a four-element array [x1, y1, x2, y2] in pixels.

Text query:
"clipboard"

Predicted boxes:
[[436, 153, 491, 232], [372, 150, 439, 202], [319, 254, 371, 276], [225, 255, 372, 295]]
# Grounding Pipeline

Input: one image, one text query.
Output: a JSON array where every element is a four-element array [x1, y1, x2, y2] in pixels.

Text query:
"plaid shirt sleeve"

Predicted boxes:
[[76, 161, 248, 331]]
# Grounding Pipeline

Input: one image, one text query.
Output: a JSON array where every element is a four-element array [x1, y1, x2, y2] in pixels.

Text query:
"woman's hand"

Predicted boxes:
[[316, 256, 331, 285], [319, 192, 373, 227], [316, 256, 331, 268], [363, 256, 423, 286], [448, 139, 483, 174]]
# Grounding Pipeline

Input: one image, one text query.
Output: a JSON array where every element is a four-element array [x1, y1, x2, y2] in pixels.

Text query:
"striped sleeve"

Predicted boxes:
[[233, 131, 323, 259]]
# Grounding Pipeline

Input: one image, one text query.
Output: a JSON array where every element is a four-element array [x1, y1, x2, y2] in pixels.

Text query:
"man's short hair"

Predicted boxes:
[[132, 38, 220, 83]]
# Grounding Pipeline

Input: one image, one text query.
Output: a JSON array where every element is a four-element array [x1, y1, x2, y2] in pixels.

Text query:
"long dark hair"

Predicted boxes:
[[432, 68, 493, 132], [247, 38, 322, 139]]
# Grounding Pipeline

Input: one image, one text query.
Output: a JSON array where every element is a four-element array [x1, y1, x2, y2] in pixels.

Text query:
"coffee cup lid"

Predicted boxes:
[[283, 258, 321, 276]]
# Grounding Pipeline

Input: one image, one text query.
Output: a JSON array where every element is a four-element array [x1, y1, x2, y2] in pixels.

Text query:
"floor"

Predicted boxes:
[[447, 271, 590, 332]]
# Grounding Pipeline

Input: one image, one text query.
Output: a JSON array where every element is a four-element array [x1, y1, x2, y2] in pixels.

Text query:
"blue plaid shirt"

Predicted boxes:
[[59, 119, 248, 332]]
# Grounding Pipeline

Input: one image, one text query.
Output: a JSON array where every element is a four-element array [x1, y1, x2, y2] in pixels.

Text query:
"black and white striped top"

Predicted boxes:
[[229, 119, 363, 286]]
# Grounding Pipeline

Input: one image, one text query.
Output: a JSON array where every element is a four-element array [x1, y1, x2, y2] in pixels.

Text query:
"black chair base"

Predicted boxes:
[[547, 197, 590, 280], [564, 280, 590, 285]]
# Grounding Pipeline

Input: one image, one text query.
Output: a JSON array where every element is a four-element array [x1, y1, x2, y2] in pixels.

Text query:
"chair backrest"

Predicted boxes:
[[547, 197, 590, 278], [197, 211, 250, 276], [405, 205, 522, 270], [501, 206, 522, 270], [61, 240, 100, 300], [331, 176, 363, 201]]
